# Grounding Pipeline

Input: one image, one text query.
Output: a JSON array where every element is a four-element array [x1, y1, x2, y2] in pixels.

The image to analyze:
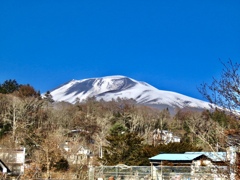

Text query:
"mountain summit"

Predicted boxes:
[[49, 75, 212, 112]]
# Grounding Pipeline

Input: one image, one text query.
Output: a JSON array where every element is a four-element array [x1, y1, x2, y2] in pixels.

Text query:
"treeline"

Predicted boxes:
[[0, 79, 239, 179], [0, 79, 40, 97]]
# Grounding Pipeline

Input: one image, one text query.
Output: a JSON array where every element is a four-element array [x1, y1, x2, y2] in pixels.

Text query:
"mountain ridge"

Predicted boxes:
[[47, 75, 213, 112]]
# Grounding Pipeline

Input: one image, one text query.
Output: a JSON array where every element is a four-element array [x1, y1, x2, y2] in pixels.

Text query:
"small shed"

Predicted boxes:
[[149, 153, 208, 166], [149, 152, 227, 179], [149, 152, 227, 166]]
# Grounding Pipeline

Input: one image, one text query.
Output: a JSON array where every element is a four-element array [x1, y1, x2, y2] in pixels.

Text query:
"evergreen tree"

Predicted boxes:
[[102, 123, 145, 165], [0, 79, 20, 94]]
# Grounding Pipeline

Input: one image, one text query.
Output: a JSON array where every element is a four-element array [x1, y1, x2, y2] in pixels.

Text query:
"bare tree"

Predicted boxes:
[[199, 60, 240, 113], [197, 60, 240, 179]]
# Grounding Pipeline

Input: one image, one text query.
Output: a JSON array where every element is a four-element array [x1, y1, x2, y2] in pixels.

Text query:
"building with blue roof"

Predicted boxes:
[[149, 152, 226, 165], [149, 152, 229, 180], [149, 153, 205, 168]]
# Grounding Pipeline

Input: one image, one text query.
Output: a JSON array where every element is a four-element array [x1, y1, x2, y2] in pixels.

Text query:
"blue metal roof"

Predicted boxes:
[[149, 152, 227, 162]]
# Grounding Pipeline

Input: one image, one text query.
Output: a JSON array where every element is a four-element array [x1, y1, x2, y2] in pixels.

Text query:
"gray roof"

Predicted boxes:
[[149, 152, 226, 162], [184, 152, 226, 162]]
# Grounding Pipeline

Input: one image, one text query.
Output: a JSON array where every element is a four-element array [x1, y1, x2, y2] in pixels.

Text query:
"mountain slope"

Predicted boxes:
[[49, 75, 212, 111]]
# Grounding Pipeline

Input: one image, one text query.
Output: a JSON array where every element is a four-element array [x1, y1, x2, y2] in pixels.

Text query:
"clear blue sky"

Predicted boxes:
[[0, 0, 239, 100]]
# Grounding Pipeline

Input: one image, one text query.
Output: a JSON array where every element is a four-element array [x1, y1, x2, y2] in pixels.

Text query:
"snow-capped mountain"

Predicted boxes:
[[48, 75, 213, 112]]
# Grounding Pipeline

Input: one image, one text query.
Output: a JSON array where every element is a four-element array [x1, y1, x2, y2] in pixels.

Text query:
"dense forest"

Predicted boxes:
[[0, 76, 239, 179]]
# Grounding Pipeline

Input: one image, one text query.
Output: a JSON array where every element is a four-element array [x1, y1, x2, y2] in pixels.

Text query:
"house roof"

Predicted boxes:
[[149, 152, 226, 162], [0, 159, 11, 173], [184, 152, 226, 162]]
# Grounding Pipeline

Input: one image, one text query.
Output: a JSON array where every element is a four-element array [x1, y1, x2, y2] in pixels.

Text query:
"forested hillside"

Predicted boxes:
[[0, 79, 239, 179]]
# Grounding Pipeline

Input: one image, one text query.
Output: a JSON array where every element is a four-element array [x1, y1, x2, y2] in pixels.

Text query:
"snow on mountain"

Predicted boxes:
[[48, 75, 213, 111]]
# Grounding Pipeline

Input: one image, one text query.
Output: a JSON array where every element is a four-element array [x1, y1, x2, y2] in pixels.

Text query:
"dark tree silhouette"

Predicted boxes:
[[0, 79, 20, 94]]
